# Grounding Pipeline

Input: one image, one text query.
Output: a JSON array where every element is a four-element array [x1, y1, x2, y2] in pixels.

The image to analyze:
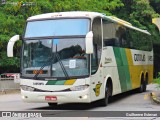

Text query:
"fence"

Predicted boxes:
[[0, 73, 20, 93]]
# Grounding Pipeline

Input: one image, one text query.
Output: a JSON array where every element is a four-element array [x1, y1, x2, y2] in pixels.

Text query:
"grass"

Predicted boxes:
[[153, 78, 160, 84], [153, 72, 160, 89]]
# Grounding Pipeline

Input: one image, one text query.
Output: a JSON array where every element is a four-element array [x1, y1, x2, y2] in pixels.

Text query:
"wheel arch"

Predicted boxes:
[[104, 75, 113, 97], [140, 71, 145, 84]]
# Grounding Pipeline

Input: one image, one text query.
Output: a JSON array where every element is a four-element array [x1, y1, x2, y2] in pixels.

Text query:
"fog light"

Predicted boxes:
[[80, 95, 88, 99], [22, 95, 28, 99]]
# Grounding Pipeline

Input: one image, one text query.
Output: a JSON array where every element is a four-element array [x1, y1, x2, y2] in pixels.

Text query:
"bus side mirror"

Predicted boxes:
[[85, 31, 93, 54], [7, 35, 20, 57]]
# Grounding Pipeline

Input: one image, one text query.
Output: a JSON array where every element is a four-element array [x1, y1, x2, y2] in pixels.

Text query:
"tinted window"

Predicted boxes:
[[126, 29, 152, 51], [103, 19, 120, 47], [25, 19, 90, 38], [102, 18, 152, 51]]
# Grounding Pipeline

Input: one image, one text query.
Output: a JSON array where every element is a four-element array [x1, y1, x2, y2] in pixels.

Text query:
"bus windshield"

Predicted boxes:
[[25, 19, 90, 38], [22, 38, 89, 78]]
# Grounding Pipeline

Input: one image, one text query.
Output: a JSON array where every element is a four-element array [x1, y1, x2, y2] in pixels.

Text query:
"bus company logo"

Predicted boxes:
[[93, 83, 102, 96], [134, 54, 145, 62]]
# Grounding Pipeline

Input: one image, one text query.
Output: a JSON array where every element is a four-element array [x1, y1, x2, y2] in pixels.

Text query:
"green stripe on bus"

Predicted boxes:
[[113, 47, 132, 92], [121, 48, 132, 90], [55, 80, 66, 85], [113, 47, 127, 92], [46, 80, 66, 85], [46, 80, 57, 85], [46, 79, 76, 85]]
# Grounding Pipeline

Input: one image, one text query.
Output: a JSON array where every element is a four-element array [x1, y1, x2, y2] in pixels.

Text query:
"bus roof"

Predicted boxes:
[[27, 11, 105, 21], [105, 16, 151, 35], [27, 11, 151, 35]]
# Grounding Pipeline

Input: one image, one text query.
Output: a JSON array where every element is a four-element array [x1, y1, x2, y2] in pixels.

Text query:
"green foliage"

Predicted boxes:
[[115, 0, 160, 44], [150, 0, 160, 13], [129, 0, 159, 32], [51, 0, 123, 15], [0, 0, 124, 73], [153, 72, 160, 88], [0, 0, 160, 74]]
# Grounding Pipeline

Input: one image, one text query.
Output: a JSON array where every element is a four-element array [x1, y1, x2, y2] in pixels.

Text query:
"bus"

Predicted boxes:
[[7, 11, 153, 107]]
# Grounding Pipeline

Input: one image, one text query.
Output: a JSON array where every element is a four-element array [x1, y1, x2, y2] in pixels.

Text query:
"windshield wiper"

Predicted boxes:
[[33, 50, 70, 80], [55, 52, 70, 80], [33, 56, 55, 79]]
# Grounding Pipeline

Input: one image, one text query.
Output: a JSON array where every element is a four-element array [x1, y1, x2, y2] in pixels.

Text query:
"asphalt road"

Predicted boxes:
[[0, 84, 159, 120]]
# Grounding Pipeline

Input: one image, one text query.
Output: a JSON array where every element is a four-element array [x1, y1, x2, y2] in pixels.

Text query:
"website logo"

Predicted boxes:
[[2, 112, 11, 117]]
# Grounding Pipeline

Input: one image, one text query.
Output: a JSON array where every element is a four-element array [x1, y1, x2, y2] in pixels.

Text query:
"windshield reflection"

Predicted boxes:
[[25, 19, 89, 38], [22, 38, 89, 78]]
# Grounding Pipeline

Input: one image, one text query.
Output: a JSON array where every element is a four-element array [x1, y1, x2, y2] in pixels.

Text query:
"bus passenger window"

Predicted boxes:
[[104, 38, 118, 46], [120, 33, 128, 47], [102, 19, 119, 47]]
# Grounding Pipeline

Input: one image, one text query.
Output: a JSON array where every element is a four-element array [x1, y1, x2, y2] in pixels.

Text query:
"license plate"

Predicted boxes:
[[45, 96, 57, 101]]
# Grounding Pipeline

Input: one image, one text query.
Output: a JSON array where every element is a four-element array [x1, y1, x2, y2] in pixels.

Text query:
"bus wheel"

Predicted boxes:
[[143, 80, 147, 92], [143, 74, 148, 92], [138, 76, 146, 93], [99, 83, 111, 106], [48, 103, 57, 107]]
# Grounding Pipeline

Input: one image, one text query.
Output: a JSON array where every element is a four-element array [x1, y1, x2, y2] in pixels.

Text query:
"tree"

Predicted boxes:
[[0, 0, 124, 73], [150, 0, 160, 14], [115, 0, 160, 43], [0, 0, 160, 75]]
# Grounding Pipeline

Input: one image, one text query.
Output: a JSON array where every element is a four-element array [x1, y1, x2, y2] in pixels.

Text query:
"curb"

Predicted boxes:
[[150, 92, 160, 104]]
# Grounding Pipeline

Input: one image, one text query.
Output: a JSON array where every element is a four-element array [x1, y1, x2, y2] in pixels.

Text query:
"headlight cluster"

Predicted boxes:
[[70, 85, 89, 91], [21, 85, 35, 91], [21, 85, 89, 92]]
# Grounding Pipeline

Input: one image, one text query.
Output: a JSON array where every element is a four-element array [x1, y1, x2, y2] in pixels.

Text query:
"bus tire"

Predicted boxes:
[[138, 75, 146, 93], [99, 83, 111, 106], [143, 80, 147, 92], [48, 103, 57, 107], [143, 74, 148, 92]]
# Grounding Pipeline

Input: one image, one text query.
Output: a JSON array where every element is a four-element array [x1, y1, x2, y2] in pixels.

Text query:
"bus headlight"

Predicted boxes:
[[21, 85, 35, 91], [70, 85, 89, 91]]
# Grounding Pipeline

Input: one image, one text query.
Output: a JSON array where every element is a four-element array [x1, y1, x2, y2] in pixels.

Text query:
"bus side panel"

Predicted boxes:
[[99, 46, 153, 97], [125, 49, 153, 89], [148, 65, 153, 84], [102, 47, 122, 96], [112, 47, 153, 92], [113, 47, 132, 92]]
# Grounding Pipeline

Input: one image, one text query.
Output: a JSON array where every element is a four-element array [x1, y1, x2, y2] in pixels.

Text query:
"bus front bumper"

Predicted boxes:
[[21, 89, 91, 104]]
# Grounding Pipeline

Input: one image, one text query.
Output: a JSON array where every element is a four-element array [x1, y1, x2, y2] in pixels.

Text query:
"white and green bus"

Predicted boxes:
[[7, 11, 153, 106]]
